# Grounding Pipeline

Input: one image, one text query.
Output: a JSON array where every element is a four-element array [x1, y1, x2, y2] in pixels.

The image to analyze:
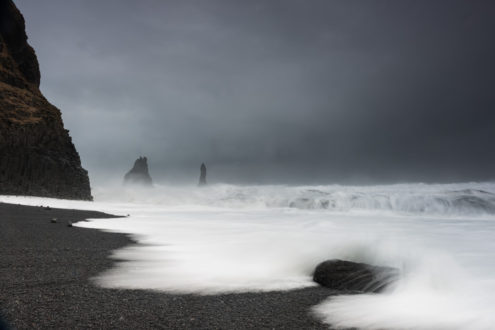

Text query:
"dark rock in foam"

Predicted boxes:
[[313, 259, 399, 293], [0, 0, 92, 200], [124, 156, 153, 186]]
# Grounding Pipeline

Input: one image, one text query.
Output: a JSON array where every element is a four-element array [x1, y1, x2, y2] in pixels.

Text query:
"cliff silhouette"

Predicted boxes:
[[0, 0, 92, 200]]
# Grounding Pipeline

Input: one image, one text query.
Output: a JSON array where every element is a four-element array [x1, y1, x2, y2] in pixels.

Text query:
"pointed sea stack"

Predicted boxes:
[[0, 0, 92, 200], [124, 157, 153, 186], [199, 163, 207, 186]]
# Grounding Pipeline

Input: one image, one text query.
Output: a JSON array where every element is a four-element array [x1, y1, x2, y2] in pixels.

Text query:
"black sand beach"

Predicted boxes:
[[0, 202, 337, 329]]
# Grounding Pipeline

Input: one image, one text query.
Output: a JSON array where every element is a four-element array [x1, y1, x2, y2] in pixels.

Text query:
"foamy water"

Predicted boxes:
[[2, 182, 495, 329]]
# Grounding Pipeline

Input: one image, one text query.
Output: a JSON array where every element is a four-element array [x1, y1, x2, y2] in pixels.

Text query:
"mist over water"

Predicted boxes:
[[3, 181, 495, 329]]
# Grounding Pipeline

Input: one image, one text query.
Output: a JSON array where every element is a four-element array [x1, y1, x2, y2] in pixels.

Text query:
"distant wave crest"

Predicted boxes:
[[281, 187, 495, 215], [93, 182, 495, 216]]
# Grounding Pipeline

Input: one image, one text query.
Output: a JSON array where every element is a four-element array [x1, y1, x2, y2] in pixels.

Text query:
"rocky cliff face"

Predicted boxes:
[[0, 0, 92, 200]]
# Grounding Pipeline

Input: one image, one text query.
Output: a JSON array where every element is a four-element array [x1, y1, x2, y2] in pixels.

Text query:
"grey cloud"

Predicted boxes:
[[15, 0, 495, 184]]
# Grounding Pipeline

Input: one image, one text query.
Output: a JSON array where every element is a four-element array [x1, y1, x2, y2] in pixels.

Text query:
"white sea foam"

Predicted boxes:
[[92, 182, 495, 215], [2, 181, 495, 329]]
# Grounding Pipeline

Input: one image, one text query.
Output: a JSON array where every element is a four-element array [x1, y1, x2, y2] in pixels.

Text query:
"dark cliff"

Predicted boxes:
[[0, 0, 92, 200]]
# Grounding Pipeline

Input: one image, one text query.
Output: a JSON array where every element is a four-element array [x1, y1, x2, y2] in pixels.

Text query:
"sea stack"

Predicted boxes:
[[124, 157, 153, 186], [0, 0, 92, 200], [199, 163, 207, 186]]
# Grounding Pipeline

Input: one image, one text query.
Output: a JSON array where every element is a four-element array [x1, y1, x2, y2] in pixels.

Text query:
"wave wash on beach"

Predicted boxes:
[[3, 181, 495, 330]]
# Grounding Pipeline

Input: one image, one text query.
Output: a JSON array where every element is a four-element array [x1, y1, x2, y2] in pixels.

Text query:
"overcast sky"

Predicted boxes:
[[15, 0, 495, 185]]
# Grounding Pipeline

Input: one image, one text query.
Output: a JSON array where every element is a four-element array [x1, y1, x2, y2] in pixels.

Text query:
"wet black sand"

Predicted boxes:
[[0, 202, 338, 329]]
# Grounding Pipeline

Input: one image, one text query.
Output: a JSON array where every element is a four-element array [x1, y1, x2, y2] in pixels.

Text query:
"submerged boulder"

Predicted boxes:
[[313, 259, 399, 293], [124, 157, 153, 186], [199, 163, 207, 186]]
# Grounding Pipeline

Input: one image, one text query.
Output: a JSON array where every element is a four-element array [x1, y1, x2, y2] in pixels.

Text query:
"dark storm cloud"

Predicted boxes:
[[14, 0, 495, 184]]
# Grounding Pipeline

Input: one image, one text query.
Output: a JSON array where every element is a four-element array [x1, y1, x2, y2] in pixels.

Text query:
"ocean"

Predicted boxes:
[[2, 181, 495, 329]]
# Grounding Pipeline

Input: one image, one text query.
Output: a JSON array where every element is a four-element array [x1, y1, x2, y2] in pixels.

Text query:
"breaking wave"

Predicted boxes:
[[3, 181, 495, 329], [93, 181, 495, 216]]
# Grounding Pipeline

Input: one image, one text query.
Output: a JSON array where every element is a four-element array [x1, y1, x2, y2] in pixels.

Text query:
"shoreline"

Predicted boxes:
[[0, 202, 337, 329]]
